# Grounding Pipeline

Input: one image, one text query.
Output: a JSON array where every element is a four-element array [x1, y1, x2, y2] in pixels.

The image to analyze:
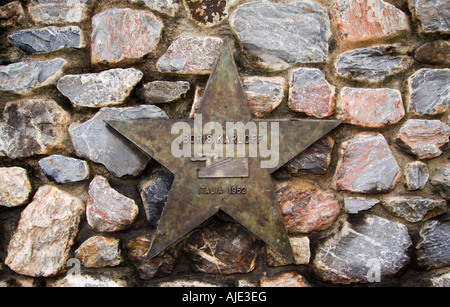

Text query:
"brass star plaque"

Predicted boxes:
[[107, 43, 341, 262]]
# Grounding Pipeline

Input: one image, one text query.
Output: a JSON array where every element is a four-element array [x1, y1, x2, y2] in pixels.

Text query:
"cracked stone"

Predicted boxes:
[[57, 68, 143, 108], [0, 167, 32, 208], [0, 58, 66, 95], [138, 168, 174, 226], [430, 159, 450, 200], [313, 215, 412, 284], [288, 68, 335, 118], [337, 87, 405, 128], [156, 36, 223, 74], [416, 220, 450, 270], [276, 180, 341, 234], [28, 0, 92, 24], [69, 105, 167, 177], [331, 0, 409, 45], [407, 68, 450, 115], [285, 136, 334, 175], [0, 99, 70, 159], [91, 8, 163, 64], [5, 185, 85, 277], [404, 161, 429, 191], [137, 81, 190, 104], [38, 155, 89, 184], [75, 236, 123, 268], [9, 26, 85, 54], [127, 234, 177, 280], [409, 0, 450, 33], [184, 223, 261, 274], [230, 1, 331, 70], [87, 176, 139, 232], [335, 133, 401, 193], [382, 196, 446, 223], [335, 45, 411, 83], [396, 119, 450, 160]]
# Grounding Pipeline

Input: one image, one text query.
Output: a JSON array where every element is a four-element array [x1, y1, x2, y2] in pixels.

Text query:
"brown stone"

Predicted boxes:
[[183, 0, 237, 27], [337, 87, 405, 128], [86, 176, 139, 232], [288, 68, 335, 118], [396, 119, 450, 160], [126, 234, 177, 280], [415, 40, 450, 66], [5, 185, 85, 277], [266, 236, 310, 266], [75, 236, 123, 268], [285, 136, 334, 175], [331, 0, 409, 45], [335, 133, 401, 193], [276, 180, 341, 234], [0, 1, 24, 27], [91, 8, 163, 64], [184, 223, 261, 274], [260, 272, 309, 287]]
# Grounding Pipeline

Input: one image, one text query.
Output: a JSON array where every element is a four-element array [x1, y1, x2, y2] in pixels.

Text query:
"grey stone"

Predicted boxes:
[[430, 159, 450, 200], [416, 220, 450, 269], [382, 196, 447, 223], [137, 81, 190, 104], [87, 176, 139, 232], [9, 26, 84, 54], [129, 0, 179, 17], [69, 105, 167, 177], [230, 1, 331, 70], [91, 8, 163, 64], [344, 197, 380, 214], [335, 45, 411, 83], [407, 69, 450, 115], [0, 58, 66, 94], [335, 133, 401, 194], [409, 0, 450, 33], [57, 68, 143, 108], [5, 185, 85, 277], [396, 119, 450, 160], [156, 36, 222, 74], [0, 99, 71, 159], [242, 76, 285, 118], [313, 215, 412, 284], [0, 167, 32, 208], [404, 161, 429, 191], [139, 168, 174, 226], [28, 0, 92, 24], [39, 155, 89, 184]]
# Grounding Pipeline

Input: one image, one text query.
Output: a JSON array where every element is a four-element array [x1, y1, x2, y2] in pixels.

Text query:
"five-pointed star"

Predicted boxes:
[[107, 44, 340, 263]]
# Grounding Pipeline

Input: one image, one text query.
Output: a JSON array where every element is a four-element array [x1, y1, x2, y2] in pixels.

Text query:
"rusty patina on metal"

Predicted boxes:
[[107, 43, 341, 263]]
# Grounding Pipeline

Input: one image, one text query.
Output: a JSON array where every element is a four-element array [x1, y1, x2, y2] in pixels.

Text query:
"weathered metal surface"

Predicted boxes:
[[107, 43, 341, 263]]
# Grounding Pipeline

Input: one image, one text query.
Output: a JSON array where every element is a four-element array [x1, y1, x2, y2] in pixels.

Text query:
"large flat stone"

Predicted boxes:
[[335, 133, 401, 193], [5, 185, 85, 277], [416, 220, 450, 269], [91, 8, 163, 64], [409, 0, 450, 33], [28, 0, 92, 24], [69, 105, 167, 177], [407, 69, 450, 115], [313, 215, 412, 284], [156, 36, 222, 74], [230, 1, 331, 70], [57, 68, 143, 108], [331, 0, 409, 45], [0, 58, 66, 94], [9, 26, 84, 54], [382, 196, 447, 223], [0, 99, 70, 159]]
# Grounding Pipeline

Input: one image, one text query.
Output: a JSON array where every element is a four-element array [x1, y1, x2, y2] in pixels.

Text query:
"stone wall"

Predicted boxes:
[[0, 0, 449, 287]]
